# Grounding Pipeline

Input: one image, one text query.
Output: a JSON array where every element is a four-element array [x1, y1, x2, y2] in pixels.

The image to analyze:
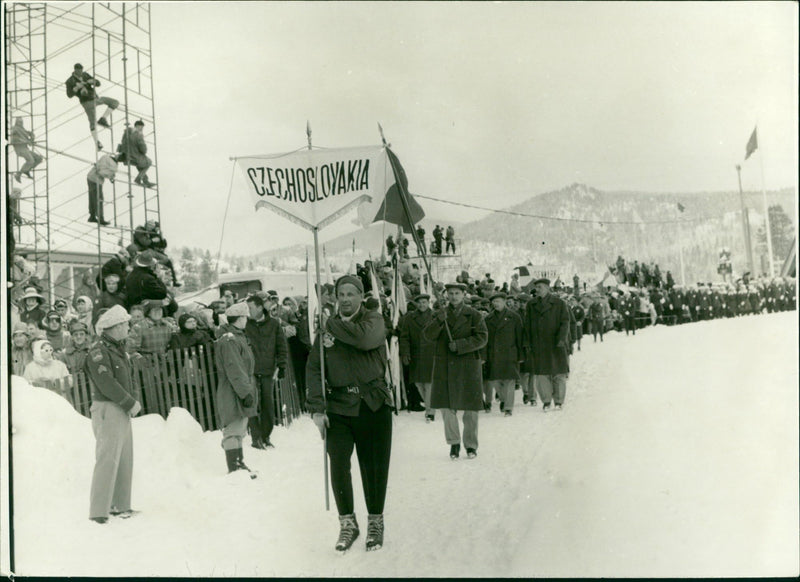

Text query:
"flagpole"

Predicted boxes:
[[758, 146, 775, 278], [735, 164, 755, 276], [307, 121, 330, 511]]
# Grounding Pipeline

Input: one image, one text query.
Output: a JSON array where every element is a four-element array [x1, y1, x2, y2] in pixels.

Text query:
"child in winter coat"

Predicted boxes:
[[11, 322, 33, 376], [23, 339, 71, 389], [73, 295, 96, 335]]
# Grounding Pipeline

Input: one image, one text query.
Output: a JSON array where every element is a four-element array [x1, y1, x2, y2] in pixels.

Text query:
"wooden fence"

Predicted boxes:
[[42, 342, 305, 432]]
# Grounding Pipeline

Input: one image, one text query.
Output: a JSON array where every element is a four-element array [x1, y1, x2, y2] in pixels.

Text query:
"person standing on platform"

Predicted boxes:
[[85, 305, 140, 524], [399, 293, 436, 422], [423, 282, 488, 460], [306, 275, 393, 552], [523, 278, 570, 412]]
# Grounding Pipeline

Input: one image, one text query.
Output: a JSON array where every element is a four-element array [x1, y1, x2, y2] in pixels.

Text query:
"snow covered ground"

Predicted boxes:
[[3, 311, 798, 577]]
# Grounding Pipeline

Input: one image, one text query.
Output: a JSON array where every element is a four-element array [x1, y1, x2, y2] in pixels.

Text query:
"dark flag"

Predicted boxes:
[[374, 147, 425, 232], [677, 202, 685, 213], [745, 127, 758, 160]]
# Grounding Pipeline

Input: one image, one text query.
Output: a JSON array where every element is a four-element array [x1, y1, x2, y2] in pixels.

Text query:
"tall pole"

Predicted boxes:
[[735, 164, 755, 276], [758, 151, 775, 277], [308, 122, 329, 511], [677, 219, 686, 287]]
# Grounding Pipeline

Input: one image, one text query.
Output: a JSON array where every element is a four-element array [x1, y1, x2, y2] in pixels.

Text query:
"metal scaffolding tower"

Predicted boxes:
[[5, 2, 161, 303]]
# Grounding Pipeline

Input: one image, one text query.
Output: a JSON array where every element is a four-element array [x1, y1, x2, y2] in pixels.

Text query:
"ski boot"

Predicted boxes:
[[449, 444, 460, 460], [335, 514, 360, 552], [365, 514, 384, 551]]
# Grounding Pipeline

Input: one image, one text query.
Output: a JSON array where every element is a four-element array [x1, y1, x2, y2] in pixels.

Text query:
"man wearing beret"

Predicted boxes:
[[85, 305, 142, 523], [307, 274, 393, 552], [399, 293, 436, 422], [483, 292, 524, 417], [423, 282, 488, 460], [522, 278, 571, 411]]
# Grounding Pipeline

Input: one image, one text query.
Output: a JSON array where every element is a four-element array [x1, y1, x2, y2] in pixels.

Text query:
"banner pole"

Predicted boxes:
[[312, 226, 330, 511]]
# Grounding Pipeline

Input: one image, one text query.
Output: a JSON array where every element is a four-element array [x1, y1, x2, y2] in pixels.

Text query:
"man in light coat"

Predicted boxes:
[[85, 305, 141, 524], [423, 282, 488, 459], [523, 278, 570, 411]]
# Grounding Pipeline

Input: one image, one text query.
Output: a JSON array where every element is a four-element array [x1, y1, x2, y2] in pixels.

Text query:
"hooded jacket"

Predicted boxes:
[[23, 340, 71, 388]]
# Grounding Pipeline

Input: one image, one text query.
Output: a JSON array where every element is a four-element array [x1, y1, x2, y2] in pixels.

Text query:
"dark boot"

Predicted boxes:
[[335, 513, 360, 552], [365, 514, 384, 551], [225, 448, 238, 472], [236, 448, 257, 479]]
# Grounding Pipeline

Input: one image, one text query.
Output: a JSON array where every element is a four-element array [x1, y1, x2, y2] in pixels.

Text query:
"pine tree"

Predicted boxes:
[[199, 250, 215, 289], [179, 247, 200, 292], [755, 204, 795, 264]]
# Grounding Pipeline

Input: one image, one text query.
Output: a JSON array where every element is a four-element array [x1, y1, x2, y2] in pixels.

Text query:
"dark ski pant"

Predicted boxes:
[[327, 401, 392, 516], [87, 179, 105, 221], [591, 319, 604, 342], [248, 374, 275, 443]]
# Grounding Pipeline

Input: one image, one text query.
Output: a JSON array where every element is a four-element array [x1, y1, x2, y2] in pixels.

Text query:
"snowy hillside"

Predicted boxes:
[[4, 312, 798, 577]]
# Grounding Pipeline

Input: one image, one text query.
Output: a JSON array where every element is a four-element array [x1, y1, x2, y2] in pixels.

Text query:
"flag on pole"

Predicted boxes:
[[356, 147, 425, 231], [677, 202, 685, 213], [745, 126, 758, 160]]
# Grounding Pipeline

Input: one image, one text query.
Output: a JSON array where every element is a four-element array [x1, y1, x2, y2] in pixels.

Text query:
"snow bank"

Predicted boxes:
[[5, 312, 799, 577]]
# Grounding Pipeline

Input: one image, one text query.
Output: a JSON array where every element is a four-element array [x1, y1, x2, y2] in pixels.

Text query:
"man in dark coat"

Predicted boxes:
[[307, 275, 393, 552], [423, 282, 488, 460], [399, 293, 436, 422], [244, 293, 288, 449], [523, 278, 570, 411], [482, 292, 524, 417], [124, 250, 167, 310]]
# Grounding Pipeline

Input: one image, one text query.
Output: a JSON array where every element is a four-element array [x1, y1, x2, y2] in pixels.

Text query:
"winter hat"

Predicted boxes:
[[335, 274, 364, 295], [75, 295, 93, 309], [53, 298, 68, 309], [140, 298, 164, 316], [134, 250, 158, 269], [444, 282, 466, 291], [489, 292, 507, 302], [96, 304, 131, 332], [532, 278, 551, 286], [225, 301, 249, 318], [68, 320, 89, 334], [20, 287, 45, 303], [178, 312, 198, 331], [12, 322, 30, 337], [31, 339, 53, 362]]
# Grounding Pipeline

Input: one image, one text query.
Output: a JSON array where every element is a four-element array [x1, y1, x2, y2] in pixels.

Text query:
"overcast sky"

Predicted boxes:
[[149, 1, 797, 255]]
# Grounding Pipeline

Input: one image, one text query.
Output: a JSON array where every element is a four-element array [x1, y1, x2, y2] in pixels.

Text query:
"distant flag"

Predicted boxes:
[[677, 202, 685, 213], [745, 126, 758, 160], [368, 260, 382, 303]]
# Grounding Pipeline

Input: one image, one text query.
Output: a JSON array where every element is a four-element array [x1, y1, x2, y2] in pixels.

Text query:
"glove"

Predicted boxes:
[[436, 309, 447, 322], [312, 413, 329, 440], [402, 354, 411, 366], [448, 341, 458, 353], [129, 401, 142, 417], [242, 393, 254, 408], [277, 368, 286, 379]]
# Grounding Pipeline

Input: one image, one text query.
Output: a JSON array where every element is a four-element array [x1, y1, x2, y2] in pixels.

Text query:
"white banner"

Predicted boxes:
[[235, 145, 393, 231]]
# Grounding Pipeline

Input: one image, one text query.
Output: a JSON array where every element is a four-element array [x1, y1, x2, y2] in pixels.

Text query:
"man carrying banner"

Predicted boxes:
[[307, 275, 393, 552], [424, 282, 488, 459]]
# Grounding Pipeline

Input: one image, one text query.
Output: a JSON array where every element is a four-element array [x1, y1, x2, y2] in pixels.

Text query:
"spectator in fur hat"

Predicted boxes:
[[11, 322, 34, 376], [168, 312, 213, 351], [24, 339, 71, 389]]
